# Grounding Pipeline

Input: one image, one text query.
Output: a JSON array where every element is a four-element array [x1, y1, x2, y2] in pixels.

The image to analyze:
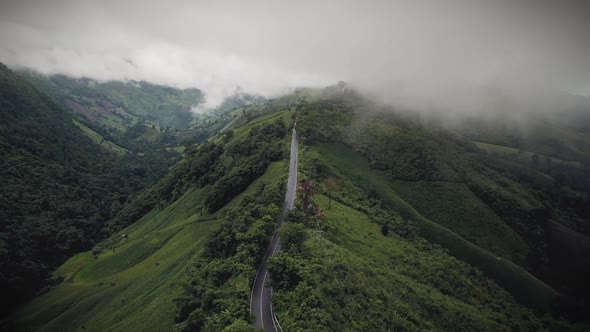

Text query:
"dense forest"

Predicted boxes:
[[0, 64, 197, 316]]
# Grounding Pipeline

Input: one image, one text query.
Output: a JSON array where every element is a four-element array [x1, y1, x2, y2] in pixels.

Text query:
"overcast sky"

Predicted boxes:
[[1, 0, 589, 110]]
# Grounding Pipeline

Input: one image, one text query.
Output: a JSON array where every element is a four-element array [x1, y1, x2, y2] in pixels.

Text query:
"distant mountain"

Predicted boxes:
[[209, 91, 267, 114], [453, 88, 590, 163], [18, 71, 203, 132]]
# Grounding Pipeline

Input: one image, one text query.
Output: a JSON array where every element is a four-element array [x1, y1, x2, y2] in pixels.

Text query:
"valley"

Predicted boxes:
[[1, 68, 589, 331]]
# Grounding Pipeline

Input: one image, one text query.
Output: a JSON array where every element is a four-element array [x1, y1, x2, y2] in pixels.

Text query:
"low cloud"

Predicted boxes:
[[1, 0, 589, 111]]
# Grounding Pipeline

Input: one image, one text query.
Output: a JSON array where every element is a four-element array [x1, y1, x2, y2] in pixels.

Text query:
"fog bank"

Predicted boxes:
[[1, 0, 589, 111]]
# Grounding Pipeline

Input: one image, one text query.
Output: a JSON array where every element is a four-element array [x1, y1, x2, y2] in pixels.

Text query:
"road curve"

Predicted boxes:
[[250, 126, 298, 331]]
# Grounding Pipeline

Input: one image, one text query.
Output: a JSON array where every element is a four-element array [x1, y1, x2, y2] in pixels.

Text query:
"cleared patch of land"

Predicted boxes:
[[73, 119, 129, 154]]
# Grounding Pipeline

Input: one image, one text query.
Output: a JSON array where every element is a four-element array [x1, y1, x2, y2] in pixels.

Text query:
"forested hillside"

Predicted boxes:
[[0, 64, 186, 317], [19, 71, 203, 131], [289, 86, 590, 322], [12, 104, 294, 331], [6, 80, 590, 331]]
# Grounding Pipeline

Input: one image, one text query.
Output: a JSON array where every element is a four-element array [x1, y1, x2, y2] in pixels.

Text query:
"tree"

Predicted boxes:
[[267, 255, 302, 290], [286, 208, 305, 223], [298, 179, 316, 220], [381, 224, 390, 237], [222, 319, 258, 332], [223, 130, 234, 143], [296, 179, 326, 227], [323, 177, 339, 210], [281, 223, 307, 253]]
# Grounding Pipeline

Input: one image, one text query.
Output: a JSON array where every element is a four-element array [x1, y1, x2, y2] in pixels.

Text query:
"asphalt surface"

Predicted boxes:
[[250, 126, 298, 331]]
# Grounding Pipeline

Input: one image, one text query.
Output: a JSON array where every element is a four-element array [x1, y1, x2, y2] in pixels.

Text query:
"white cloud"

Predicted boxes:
[[1, 0, 589, 110]]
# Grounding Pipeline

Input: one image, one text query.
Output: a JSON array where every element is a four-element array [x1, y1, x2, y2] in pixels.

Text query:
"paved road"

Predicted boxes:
[[250, 126, 298, 331]]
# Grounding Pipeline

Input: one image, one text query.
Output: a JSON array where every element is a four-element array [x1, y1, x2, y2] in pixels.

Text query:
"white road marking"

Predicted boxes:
[[260, 270, 269, 330]]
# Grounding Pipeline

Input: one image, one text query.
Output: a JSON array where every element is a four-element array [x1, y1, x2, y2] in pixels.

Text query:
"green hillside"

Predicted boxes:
[[307, 143, 555, 309], [462, 117, 590, 164], [19, 72, 203, 131], [293, 89, 590, 318], [272, 196, 549, 331], [13, 160, 282, 331], [313, 142, 529, 262], [72, 119, 129, 154], [390, 180, 528, 262], [11, 100, 293, 331], [6, 82, 590, 330], [0, 64, 179, 317], [474, 141, 582, 167]]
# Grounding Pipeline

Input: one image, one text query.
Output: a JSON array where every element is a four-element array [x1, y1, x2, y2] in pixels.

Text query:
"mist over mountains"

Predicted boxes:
[[2, 1, 590, 331], [1, 0, 589, 113]]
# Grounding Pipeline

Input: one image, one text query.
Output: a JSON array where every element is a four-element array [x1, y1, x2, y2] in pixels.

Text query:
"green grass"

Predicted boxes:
[[172, 146, 185, 153], [273, 195, 546, 331], [95, 110, 129, 132], [215, 101, 294, 143], [136, 125, 160, 142], [14, 185, 216, 332], [72, 119, 129, 154], [218, 105, 259, 133], [474, 141, 520, 154], [474, 141, 582, 167], [221, 110, 292, 148], [14, 223, 213, 332], [390, 180, 528, 263], [309, 143, 557, 310], [14, 159, 285, 331]]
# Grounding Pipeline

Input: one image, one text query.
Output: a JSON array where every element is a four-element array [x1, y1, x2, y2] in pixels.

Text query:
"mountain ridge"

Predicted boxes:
[[3, 74, 590, 330]]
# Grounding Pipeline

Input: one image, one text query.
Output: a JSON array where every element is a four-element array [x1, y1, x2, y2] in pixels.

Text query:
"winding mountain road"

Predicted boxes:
[[250, 125, 298, 331]]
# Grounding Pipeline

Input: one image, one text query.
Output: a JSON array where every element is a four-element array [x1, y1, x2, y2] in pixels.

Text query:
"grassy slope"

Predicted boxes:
[[20, 72, 200, 131], [310, 143, 557, 310], [464, 117, 590, 163], [14, 159, 284, 332], [13, 186, 212, 332], [474, 141, 582, 167], [215, 88, 313, 139], [72, 119, 129, 154], [19, 72, 135, 131], [216, 109, 292, 147], [474, 141, 520, 154], [274, 195, 545, 331], [136, 125, 161, 142], [90, 81, 200, 130], [390, 180, 528, 263], [217, 104, 261, 133]]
